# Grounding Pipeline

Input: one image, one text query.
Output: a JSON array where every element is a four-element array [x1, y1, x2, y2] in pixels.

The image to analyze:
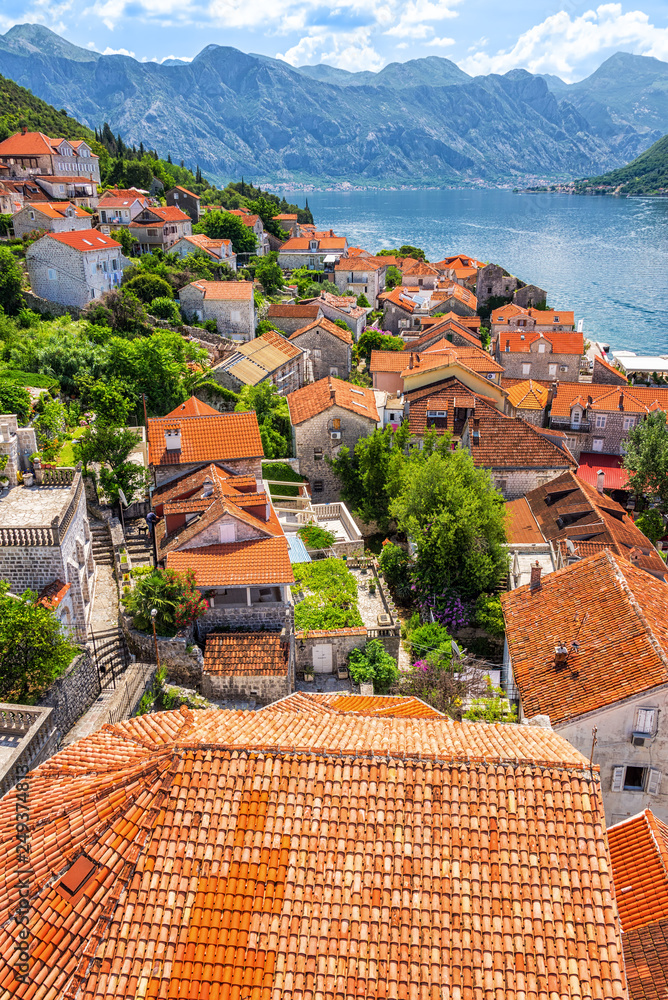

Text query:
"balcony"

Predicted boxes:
[[550, 417, 591, 433]]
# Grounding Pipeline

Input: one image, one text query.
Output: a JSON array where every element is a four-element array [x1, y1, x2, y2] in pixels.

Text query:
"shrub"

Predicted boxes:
[[293, 558, 363, 631], [124, 273, 174, 303], [635, 509, 665, 544], [348, 639, 398, 693], [378, 540, 411, 597], [463, 680, 517, 723], [150, 296, 181, 322], [474, 593, 505, 637], [297, 523, 336, 550], [407, 621, 452, 662], [122, 568, 208, 637]]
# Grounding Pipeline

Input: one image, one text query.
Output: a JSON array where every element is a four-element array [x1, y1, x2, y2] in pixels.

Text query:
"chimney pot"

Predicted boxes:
[[596, 469, 605, 493], [409, 352, 414, 370], [530, 561, 542, 591], [21, 125, 27, 135]]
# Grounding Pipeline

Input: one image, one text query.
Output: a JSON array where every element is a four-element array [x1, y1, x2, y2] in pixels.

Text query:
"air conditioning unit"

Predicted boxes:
[[330, 431, 341, 440], [559, 365, 568, 372], [631, 733, 647, 747]]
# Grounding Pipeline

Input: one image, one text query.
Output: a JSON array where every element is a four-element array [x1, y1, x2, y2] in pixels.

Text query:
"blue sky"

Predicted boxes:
[[1, 0, 667, 80]]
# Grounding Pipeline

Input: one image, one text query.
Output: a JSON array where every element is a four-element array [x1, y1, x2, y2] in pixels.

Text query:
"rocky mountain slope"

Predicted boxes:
[[0, 24, 666, 187], [575, 132, 668, 195]]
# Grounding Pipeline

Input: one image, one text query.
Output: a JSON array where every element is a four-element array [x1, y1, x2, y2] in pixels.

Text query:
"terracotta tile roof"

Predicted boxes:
[[401, 345, 504, 378], [379, 285, 420, 312], [147, 409, 263, 466], [203, 630, 289, 676], [182, 279, 253, 301], [505, 496, 545, 544], [369, 348, 411, 372], [492, 304, 575, 327], [334, 256, 388, 272], [506, 378, 549, 410], [607, 810, 668, 931], [129, 205, 191, 226], [293, 627, 367, 639], [501, 550, 668, 725], [577, 452, 630, 491], [165, 395, 220, 417], [400, 258, 440, 277], [166, 536, 294, 585], [97, 191, 146, 207], [288, 316, 353, 345], [287, 375, 379, 424], [267, 303, 322, 320], [170, 185, 199, 198], [271, 691, 445, 718], [273, 212, 298, 221], [403, 316, 481, 350], [37, 579, 71, 610], [22, 200, 89, 219], [40, 230, 121, 252], [0, 130, 62, 156], [623, 919, 668, 1000], [0, 703, 628, 1000], [550, 382, 668, 419], [280, 235, 347, 251], [468, 402, 575, 471], [513, 470, 666, 577], [152, 463, 258, 506], [406, 377, 498, 437], [318, 291, 367, 318], [498, 330, 584, 354], [431, 282, 477, 310], [228, 208, 261, 226]]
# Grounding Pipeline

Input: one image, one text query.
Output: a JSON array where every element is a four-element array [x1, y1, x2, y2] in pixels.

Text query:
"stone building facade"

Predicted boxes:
[[266, 304, 322, 336], [12, 201, 92, 239], [26, 231, 127, 309], [179, 280, 255, 342], [129, 205, 192, 253], [334, 259, 387, 307], [0, 467, 96, 631], [288, 318, 353, 382], [165, 186, 201, 222], [593, 356, 627, 385], [495, 336, 583, 381], [514, 283, 547, 309], [476, 263, 518, 308], [0, 131, 100, 184], [0, 415, 37, 486], [200, 630, 293, 704], [212, 329, 304, 396]]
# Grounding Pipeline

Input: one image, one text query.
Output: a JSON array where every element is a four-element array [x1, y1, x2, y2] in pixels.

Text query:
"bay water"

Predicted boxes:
[[291, 188, 668, 356]]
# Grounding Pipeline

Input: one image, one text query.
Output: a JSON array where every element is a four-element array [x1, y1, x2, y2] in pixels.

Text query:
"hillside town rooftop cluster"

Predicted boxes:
[[1, 127, 668, 999]]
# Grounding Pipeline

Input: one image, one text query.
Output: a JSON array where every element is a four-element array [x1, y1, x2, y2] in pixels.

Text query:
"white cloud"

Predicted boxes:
[[101, 45, 135, 56], [385, 0, 461, 38], [277, 28, 384, 72], [460, 4, 668, 81], [426, 35, 455, 47]]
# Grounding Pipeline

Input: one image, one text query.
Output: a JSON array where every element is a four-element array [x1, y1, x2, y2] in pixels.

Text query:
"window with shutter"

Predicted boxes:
[[635, 708, 656, 734], [648, 769, 662, 795], [611, 766, 624, 792]]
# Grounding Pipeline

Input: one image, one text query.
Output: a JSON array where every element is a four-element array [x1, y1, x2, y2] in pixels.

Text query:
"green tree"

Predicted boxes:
[[390, 448, 508, 598], [247, 196, 287, 239], [254, 254, 283, 295], [122, 568, 208, 637], [84, 290, 149, 338], [357, 330, 404, 359], [235, 382, 291, 458], [356, 293, 371, 308], [99, 461, 150, 504], [623, 411, 668, 514], [398, 244, 427, 261], [330, 423, 410, 529], [0, 583, 78, 702], [125, 160, 154, 190], [347, 640, 398, 693], [0, 379, 31, 423], [256, 319, 278, 337], [635, 508, 665, 544], [385, 266, 402, 290], [75, 424, 139, 469], [115, 227, 139, 258], [74, 373, 132, 427], [398, 652, 479, 719], [0, 245, 24, 314], [124, 273, 173, 304], [150, 296, 181, 323], [194, 211, 257, 255]]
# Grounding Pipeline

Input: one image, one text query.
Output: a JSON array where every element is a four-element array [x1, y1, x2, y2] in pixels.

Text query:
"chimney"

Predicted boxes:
[[529, 561, 542, 591], [550, 378, 559, 401], [21, 125, 27, 135], [629, 547, 643, 564], [554, 643, 569, 669], [164, 426, 182, 451], [618, 391, 624, 411], [330, 383, 336, 400], [471, 417, 480, 445], [596, 469, 605, 494], [409, 352, 414, 370]]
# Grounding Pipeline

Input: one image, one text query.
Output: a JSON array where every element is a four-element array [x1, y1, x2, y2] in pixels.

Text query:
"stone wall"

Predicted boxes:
[[496, 348, 581, 381], [179, 285, 255, 341], [294, 628, 367, 675], [23, 290, 83, 319], [290, 326, 352, 382], [195, 603, 294, 637], [201, 672, 290, 704], [26, 238, 125, 310], [476, 264, 517, 308], [513, 284, 547, 309], [488, 466, 570, 500], [37, 648, 100, 743], [118, 610, 204, 688], [294, 404, 377, 503], [593, 357, 627, 385]]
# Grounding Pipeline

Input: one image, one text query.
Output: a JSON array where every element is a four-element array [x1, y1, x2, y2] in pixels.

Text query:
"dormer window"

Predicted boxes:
[[164, 427, 181, 451], [309, 240, 318, 250]]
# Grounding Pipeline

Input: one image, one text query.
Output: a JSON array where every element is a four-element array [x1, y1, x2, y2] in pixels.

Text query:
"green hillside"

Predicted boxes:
[[0, 73, 98, 144], [575, 133, 668, 195]]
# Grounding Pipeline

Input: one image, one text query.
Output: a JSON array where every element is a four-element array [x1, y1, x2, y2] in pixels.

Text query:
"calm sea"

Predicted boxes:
[[288, 188, 668, 356]]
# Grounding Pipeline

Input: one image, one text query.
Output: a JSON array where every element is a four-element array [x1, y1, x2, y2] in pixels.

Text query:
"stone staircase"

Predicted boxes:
[[90, 520, 114, 567], [124, 530, 153, 568]]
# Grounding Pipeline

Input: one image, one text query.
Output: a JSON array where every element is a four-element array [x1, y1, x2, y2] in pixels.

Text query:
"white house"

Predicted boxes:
[[26, 231, 127, 309]]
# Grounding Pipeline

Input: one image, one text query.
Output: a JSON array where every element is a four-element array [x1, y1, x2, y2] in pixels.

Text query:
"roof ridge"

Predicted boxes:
[[609, 551, 668, 673]]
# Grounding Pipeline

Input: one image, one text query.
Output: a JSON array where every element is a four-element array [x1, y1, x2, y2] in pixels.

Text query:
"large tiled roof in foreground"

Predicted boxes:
[[0, 702, 627, 1000], [502, 550, 668, 726]]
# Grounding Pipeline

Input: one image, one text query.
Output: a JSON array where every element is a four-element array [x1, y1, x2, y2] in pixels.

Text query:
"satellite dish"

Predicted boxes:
[[566, 539, 576, 555], [451, 640, 462, 660]]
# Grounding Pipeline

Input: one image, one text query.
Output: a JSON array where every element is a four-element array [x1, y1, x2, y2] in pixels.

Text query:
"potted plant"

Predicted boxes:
[[337, 662, 349, 680], [368, 579, 377, 596], [303, 666, 314, 683]]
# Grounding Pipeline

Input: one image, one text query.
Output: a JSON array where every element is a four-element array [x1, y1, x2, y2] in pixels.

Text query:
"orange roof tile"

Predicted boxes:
[[183, 279, 253, 301], [170, 184, 199, 198], [280, 235, 347, 251], [287, 375, 379, 424], [607, 810, 668, 931], [267, 303, 321, 320], [20, 200, 89, 220], [167, 536, 294, 585], [0, 130, 62, 156], [40, 230, 120, 252], [203, 630, 289, 676], [502, 550, 668, 726], [549, 382, 668, 419], [37, 579, 70, 610], [334, 256, 388, 272], [369, 348, 411, 372], [147, 409, 263, 466], [165, 395, 220, 417], [401, 346, 503, 378], [0, 704, 628, 1000], [504, 496, 544, 544], [271, 691, 444, 718], [498, 330, 584, 354], [468, 401, 575, 471], [288, 315, 352, 345], [623, 918, 668, 1000], [505, 378, 549, 410]]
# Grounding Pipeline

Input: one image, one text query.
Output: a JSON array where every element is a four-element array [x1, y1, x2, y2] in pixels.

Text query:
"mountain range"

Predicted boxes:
[[0, 23, 667, 187]]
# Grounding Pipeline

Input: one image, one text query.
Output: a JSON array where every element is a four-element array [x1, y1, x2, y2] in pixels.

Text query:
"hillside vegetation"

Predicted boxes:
[[575, 133, 668, 195]]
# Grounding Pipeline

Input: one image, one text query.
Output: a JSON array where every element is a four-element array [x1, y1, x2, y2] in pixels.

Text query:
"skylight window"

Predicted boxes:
[[82, 239, 92, 245], [350, 388, 365, 396]]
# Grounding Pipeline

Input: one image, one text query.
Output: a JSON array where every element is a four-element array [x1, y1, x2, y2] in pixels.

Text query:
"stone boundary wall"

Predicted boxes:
[[23, 290, 84, 319], [201, 672, 290, 705], [195, 604, 294, 637], [118, 610, 203, 688], [0, 705, 57, 798], [294, 629, 367, 675], [36, 648, 100, 742]]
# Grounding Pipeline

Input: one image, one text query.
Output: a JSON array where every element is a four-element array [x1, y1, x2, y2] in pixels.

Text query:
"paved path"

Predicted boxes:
[[89, 563, 119, 632]]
